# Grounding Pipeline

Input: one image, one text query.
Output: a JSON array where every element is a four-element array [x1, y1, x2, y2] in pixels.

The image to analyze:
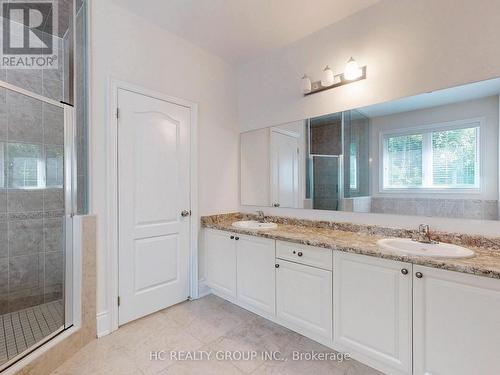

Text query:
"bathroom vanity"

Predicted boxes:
[[201, 214, 500, 375], [227, 76, 500, 374]]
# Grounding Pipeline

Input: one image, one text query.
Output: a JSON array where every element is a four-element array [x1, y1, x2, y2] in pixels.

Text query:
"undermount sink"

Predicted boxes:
[[377, 238, 475, 259], [232, 220, 278, 230]]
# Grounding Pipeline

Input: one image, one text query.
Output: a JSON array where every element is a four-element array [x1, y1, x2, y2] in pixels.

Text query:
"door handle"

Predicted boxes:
[[181, 210, 191, 217]]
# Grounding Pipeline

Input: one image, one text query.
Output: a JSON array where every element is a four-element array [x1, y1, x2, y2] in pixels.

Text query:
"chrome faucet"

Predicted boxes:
[[415, 224, 437, 244], [257, 210, 266, 223]]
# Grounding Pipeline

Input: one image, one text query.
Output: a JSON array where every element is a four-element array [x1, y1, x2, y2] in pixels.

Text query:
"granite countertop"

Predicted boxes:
[[201, 213, 500, 280]]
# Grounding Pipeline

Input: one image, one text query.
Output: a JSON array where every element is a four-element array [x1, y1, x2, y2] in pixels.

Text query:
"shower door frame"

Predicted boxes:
[[307, 113, 346, 211], [0, 79, 77, 371]]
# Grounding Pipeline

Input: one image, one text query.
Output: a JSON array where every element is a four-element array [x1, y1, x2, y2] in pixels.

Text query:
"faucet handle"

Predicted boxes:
[[419, 224, 429, 233], [256, 210, 265, 222]]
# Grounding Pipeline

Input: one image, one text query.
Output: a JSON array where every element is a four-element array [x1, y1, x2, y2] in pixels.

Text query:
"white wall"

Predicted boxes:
[[237, 0, 500, 132], [89, 0, 239, 334], [369, 96, 499, 199]]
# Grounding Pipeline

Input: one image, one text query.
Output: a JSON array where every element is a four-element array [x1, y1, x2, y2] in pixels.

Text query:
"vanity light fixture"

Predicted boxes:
[[302, 57, 367, 96], [301, 74, 312, 94], [321, 65, 335, 87], [344, 57, 363, 80]]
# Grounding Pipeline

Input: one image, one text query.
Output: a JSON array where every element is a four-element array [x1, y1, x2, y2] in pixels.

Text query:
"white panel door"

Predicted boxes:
[[333, 252, 412, 375], [270, 130, 299, 208], [236, 234, 275, 315], [413, 266, 500, 375], [276, 260, 332, 343], [118, 88, 191, 325], [205, 229, 237, 298]]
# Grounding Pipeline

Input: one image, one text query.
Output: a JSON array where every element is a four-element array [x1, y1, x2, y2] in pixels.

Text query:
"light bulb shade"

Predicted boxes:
[[344, 57, 362, 81], [321, 66, 334, 87], [301, 74, 312, 94]]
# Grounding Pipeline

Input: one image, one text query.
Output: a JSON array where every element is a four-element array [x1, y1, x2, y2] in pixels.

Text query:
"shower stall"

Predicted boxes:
[[0, 0, 88, 370], [306, 110, 370, 211]]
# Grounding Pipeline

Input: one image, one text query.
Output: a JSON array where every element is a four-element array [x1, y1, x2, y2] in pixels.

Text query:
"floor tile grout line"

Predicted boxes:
[[27, 308, 43, 342], [7, 314, 19, 358], [33, 306, 47, 339], [12, 310, 27, 353], [0, 315, 7, 359], [19, 309, 35, 347], [29, 307, 42, 338], [39, 305, 50, 332]]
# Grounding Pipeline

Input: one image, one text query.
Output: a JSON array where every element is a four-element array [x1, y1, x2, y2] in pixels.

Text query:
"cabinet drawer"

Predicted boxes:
[[276, 240, 332, 270]]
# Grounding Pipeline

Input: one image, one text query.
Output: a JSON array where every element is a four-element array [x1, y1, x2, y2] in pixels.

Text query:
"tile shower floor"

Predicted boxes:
[[51, 295, 382, 375], [0, 300, 63, 366]]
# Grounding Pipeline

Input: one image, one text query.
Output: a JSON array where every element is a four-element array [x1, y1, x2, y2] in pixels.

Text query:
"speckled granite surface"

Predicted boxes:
[[201, 213, 500, 280]]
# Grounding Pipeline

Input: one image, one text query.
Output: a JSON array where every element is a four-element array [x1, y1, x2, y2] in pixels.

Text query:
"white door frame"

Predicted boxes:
[[106, 78, 198, 334]]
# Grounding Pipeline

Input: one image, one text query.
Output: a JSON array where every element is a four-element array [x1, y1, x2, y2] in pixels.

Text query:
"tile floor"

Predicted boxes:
[[0, 299, 64, 367], [51, 295, 382, 375]]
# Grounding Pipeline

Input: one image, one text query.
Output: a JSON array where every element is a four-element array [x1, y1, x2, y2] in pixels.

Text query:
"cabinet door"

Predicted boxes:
[[237, 235, 275, 315], [205, 229, 237, 298], [413, 266, 500, 375], [276, 260, 332, 342], [333, 252, 412, 375]]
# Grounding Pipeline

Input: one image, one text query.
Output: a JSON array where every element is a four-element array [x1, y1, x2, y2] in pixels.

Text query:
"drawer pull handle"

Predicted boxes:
[[297, 252, 303, 257], [416, 272, 423, 279], [275, 264, 280, 268], [401, 268, 408, 275]]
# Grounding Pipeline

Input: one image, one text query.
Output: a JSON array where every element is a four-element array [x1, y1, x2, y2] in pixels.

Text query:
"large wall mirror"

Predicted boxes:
[[241, 77, 500, 221]]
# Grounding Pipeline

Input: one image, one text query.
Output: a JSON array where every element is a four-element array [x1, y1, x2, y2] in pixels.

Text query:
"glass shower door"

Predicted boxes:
[[0, 82, 74, 370]]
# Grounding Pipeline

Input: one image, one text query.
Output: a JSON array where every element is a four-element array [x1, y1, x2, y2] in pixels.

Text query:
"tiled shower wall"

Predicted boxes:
[[371, 197, 499, 220], [0, 37, 66, 314]]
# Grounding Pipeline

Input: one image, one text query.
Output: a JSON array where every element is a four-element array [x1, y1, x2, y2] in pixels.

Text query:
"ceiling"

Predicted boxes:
[[358, 77, 500, 118], [113, 0, 380, 65]]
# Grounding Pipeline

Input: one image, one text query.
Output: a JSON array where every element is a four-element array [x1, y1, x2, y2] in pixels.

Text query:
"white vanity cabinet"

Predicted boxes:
[[205, 229, 276, 314], [333, 252, 412, 375], [205, 229, 237, 298], [275, 259, 333, 345], [204, 227, 500, 375], [236, 234, 276, 315], [413, 265, 500, 375], [275, 241, 333, 344]]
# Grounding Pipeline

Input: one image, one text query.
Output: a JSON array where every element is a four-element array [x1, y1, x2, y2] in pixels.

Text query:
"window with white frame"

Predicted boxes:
[[381, 120, 480, 191], [349, 142, 358, 191]]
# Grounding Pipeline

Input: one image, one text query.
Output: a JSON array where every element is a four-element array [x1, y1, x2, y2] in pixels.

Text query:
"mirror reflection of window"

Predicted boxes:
[[46, 145, 64, 188], [349, 142, 358, 191], [382, 123, 479, 190], [432, 127, 478, 188], [384, 134, 423, 188], [8, 143, 43, 189]]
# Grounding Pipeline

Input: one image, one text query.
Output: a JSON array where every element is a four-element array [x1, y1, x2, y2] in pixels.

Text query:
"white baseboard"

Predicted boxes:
[[197, 279, 212, 298], [96, 311, 111, 337]]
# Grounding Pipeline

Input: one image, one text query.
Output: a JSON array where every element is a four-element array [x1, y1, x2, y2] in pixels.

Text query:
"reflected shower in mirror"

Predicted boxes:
[[240, 77, 500, 221]]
